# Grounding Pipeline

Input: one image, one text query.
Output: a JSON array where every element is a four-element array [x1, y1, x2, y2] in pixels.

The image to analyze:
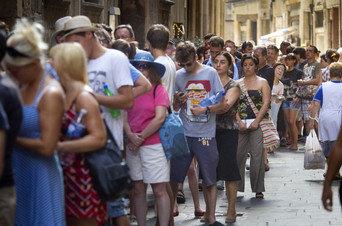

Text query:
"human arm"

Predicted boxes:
[[95, 85, 134, 109], [123, 111, 144, 150], [140, 106, 167, 140], [298, 67, 322, 86], [133, 74, 152, 98], [236, 112, 247, 131], [16, 86, 65, 157], [250, 79, 271, 130], [57, 91, 107, 153], [192, 86, 240, 115], [322, 128, 342, 211]]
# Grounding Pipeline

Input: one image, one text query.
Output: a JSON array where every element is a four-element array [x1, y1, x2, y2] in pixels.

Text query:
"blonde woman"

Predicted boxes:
[[3, 19, 65, 225], [50, 42, 107, 226]]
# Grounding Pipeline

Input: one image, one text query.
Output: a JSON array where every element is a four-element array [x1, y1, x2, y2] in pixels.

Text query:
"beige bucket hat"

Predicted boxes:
[[62, 15, 97, 40]]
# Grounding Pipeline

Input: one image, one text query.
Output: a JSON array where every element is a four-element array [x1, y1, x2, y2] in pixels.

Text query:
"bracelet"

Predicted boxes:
[[308, 115, 318, 121]]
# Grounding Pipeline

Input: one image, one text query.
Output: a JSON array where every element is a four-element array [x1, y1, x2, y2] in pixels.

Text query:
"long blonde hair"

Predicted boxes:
[[50, 42, 88, 84]]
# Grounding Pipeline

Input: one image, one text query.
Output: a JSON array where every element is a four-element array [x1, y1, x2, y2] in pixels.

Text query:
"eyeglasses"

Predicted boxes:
[[136, 63, 150, 70], [178, 61, 193, 68]]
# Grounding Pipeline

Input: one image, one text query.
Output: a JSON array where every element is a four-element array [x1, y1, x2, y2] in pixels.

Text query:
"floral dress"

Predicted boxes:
[[60, 104, 107, 225]]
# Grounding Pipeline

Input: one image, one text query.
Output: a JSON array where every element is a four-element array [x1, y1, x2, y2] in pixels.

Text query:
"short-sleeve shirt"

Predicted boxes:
[[174, 65, 223, 138], [155, 55, 176, 102], [129, 63, 142, 83], [313, 81, 342, 107], [127, 84, 170, 146], [87, 49, 133, 150], [282, 68, 303, 100], [296, 62, 320, 99], [257, 65, 274, 90]]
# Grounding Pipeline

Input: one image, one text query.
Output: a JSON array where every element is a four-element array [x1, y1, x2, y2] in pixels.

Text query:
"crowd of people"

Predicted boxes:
[[0, 14, 342, 226]]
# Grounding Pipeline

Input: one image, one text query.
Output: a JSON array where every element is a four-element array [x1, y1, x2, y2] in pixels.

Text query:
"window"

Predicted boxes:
[[315, 11, 323, 28], [83, 0, 100, 4]]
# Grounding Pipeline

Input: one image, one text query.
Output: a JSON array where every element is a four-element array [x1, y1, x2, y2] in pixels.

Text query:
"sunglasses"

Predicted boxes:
[[6, 46, 30, 58], [178, 61, 193, 68], [136, 63, 150, 70]]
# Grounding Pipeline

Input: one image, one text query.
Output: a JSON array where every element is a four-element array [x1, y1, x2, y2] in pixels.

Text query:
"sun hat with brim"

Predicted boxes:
[[50, 16, 72, 46], [130, 51, 166, 77], [62, 15, 98, 40]]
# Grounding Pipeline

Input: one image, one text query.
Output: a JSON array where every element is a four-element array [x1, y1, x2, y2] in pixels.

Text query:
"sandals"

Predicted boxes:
[[176, 190, 186, 204], [255, 192, 264, 199]]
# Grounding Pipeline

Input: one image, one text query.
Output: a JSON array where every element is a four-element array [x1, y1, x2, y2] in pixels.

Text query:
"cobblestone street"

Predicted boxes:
[[137, 147, 342, 226]]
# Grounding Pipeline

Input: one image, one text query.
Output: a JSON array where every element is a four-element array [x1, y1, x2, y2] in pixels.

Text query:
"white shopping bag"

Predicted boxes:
[[304, 129, 325, 170]]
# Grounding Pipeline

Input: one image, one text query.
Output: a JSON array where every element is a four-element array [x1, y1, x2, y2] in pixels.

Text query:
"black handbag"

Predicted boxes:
[[85, 122, 132, 202]]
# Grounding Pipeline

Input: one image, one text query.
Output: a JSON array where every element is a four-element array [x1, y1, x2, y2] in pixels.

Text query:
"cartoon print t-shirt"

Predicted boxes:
[[88, 49, 133, 150], [185, 80, 211, 123], [174, 65, 223, 138]]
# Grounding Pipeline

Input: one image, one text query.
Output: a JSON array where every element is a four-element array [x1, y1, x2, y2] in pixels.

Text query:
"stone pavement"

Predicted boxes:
[[132, 147, 342, 226]]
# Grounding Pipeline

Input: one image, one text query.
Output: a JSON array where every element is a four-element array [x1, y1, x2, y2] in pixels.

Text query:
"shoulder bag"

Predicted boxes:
[[239, 79, 280, 152], [85, 122, 132, 201]]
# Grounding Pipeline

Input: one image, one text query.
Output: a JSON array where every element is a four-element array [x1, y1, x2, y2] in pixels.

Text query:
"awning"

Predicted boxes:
[[258, 26, 297, 45]]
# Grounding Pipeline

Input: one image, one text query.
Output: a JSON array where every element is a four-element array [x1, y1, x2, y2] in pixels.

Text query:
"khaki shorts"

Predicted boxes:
[[0, 186, 16, 226], [126, 143, 170, 184]]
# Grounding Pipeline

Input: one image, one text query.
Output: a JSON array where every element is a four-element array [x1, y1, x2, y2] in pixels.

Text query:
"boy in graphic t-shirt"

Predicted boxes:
[[172, 41, 224, 226]]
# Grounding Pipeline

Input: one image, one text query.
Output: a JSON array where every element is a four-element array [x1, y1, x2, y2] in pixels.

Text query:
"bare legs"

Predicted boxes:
[[225, 181, 238, 222], [133, 181, 170, 226]]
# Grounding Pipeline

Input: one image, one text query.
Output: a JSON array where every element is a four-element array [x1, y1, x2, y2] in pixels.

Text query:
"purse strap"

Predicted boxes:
[[153, 83, 172, 114], [239, 79, 260, 116]]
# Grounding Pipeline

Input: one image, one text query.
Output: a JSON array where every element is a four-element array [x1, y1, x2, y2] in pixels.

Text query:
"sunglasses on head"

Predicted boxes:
[[6, 46, 30, 58]]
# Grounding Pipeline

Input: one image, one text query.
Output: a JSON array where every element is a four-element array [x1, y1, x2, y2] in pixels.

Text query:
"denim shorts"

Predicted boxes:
[[170, 136, 219, 186], [282, 100, 300, 110], [107, 197, 129, 218]]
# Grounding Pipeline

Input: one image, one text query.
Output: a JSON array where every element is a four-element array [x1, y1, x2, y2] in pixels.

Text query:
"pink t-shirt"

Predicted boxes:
[[127, 84, 170, 146]]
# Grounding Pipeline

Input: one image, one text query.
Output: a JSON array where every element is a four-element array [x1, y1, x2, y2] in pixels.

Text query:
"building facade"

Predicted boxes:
[[226, 0, 342, 52]]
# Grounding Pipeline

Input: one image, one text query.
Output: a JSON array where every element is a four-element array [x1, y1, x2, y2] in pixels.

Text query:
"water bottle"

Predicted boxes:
[[66, 109, 87, 139], [199, 91, 225, 107], [103, 83, 121, 118]]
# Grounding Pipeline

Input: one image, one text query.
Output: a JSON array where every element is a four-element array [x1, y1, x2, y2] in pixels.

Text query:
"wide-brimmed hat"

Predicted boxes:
[[130, 51, 165, 77], [62, 15, 97, 40], [50, 16, 72, 46]]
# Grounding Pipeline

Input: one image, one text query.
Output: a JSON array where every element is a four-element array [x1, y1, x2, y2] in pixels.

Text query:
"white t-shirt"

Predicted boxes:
[[155, 55, 176, 102], [87, 49, 133, 150]]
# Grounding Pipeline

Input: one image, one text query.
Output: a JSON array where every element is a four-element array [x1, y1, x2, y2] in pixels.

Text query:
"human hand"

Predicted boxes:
[[249, 120, 259, 130], [238, 121, 247, 132], [127, 133, 144, 147], [127, 142, 140, 152], [322, 185, 333, 211], [190, 106, 206, 116], [297, 79, 304, 86]]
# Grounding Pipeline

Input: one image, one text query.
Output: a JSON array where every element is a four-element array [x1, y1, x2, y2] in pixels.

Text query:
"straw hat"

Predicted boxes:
[[62, 15, 97, 40], [50, 16, 71, 46]]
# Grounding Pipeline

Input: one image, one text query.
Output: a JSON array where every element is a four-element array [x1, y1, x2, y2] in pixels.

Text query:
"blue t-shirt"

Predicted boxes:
[[129, 63, 141, 83], [45, 63, 60, 81], [313, 81, 342, 107]]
